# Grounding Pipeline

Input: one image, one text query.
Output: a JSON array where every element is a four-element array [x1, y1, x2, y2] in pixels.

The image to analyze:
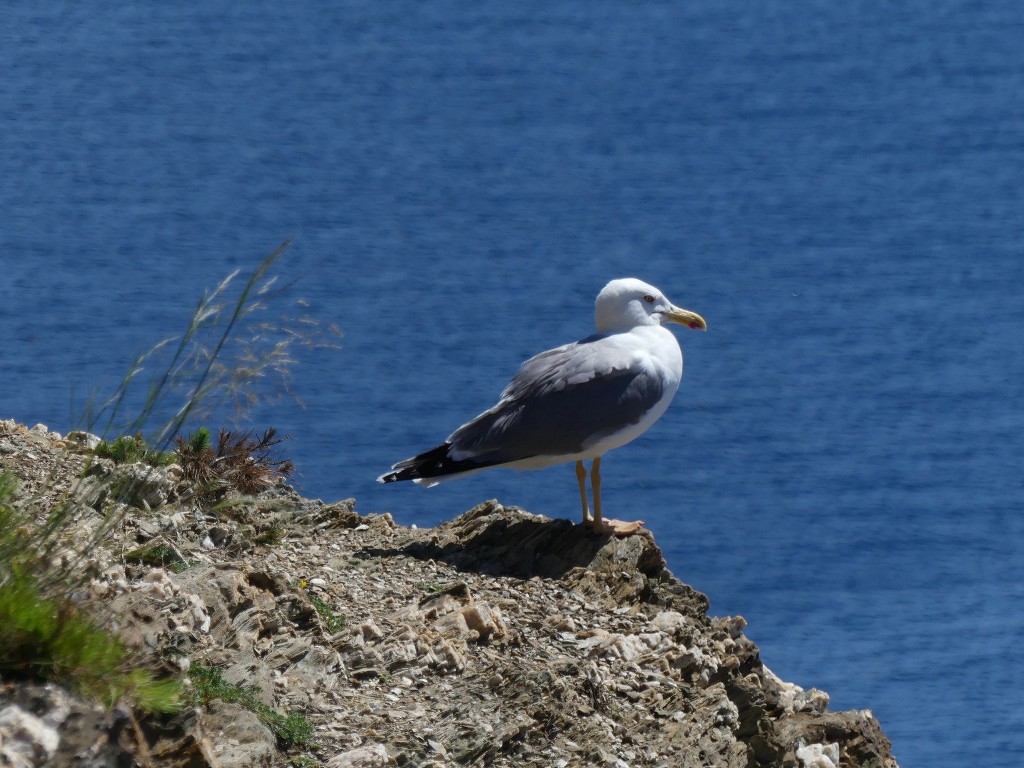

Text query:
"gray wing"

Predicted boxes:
[[446, 335, 667, 462]]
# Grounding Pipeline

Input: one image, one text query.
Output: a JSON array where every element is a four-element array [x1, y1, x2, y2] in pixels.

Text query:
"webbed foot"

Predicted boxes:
[[586, 517, 647, 537]]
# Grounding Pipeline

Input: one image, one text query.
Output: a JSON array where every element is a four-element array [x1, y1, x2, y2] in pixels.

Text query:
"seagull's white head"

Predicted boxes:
[[594, 278, 707, 334]]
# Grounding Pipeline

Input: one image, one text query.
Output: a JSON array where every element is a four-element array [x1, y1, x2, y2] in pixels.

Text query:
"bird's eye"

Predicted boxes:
[[643, 294, 655, 304]]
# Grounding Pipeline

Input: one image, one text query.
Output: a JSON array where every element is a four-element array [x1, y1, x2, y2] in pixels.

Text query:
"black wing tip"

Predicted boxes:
[[378, 443, 503, 483], [377, 466, 419, 484], [378, 443, 453, 484]]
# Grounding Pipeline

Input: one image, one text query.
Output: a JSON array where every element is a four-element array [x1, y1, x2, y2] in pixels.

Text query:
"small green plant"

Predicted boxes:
[[253, 523, 286, 547], [94, 433, 176, 466], [189, 663, 314, 746], [0, 476, 180, 712], [188, 662, 244, 703], [290, 756, 320, 768], [124, 543, 191, 572], [185, 426, 213, 454], [308, 594, 346, 633], [272, 711, 316, 747]]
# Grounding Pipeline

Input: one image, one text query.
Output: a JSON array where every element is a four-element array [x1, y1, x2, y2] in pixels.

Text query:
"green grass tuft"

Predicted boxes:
[[124, 543, 191, 572], [185, 425, 213, 453], [269, 711, 316, 747], [94, 433, 176, 466], [308, 594, 346, 634], [0, 533, 180, 712], [189, 663, 314, 746], [253, 523, 286, 547]]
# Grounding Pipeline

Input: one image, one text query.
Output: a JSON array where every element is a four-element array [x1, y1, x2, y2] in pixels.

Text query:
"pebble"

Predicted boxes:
[[0, 704, 60, 761]]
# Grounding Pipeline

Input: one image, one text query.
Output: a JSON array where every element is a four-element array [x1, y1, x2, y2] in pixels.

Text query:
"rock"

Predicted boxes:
[[326, 742, 390, 767], [0, 422, 900, 768], [111, 462, 179, 510], [797, 740, 841, 768], [65, 430, 102, 451], [0, 682, 131, 768], [649, 609, 689, 632], [0, 704, 60, 766], [198, 701, 276, 767], [462, 602, 506, 640]]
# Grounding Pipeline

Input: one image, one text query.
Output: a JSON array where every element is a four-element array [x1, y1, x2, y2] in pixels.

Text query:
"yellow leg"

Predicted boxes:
[[575, 460, 590, 523], [591, 456, 603, 527], [586, 456, 645, 537]]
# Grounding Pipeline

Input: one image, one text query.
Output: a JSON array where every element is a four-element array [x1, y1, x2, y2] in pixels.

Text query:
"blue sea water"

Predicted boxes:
[[3, 3, 1024, 765]]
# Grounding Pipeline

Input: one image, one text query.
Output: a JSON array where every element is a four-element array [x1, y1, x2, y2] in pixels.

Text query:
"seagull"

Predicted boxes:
[[378, 278, 707, 535]]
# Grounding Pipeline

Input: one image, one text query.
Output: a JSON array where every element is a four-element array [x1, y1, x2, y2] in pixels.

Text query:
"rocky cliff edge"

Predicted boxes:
[[0, 421, 897, 768]]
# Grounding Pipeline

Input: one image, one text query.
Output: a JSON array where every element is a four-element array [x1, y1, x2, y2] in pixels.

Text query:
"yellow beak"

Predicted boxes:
[[663, 306, 708, 331]]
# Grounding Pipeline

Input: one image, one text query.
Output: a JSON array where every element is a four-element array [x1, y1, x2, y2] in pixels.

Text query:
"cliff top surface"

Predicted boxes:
[[0, 420, 897, 768]]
